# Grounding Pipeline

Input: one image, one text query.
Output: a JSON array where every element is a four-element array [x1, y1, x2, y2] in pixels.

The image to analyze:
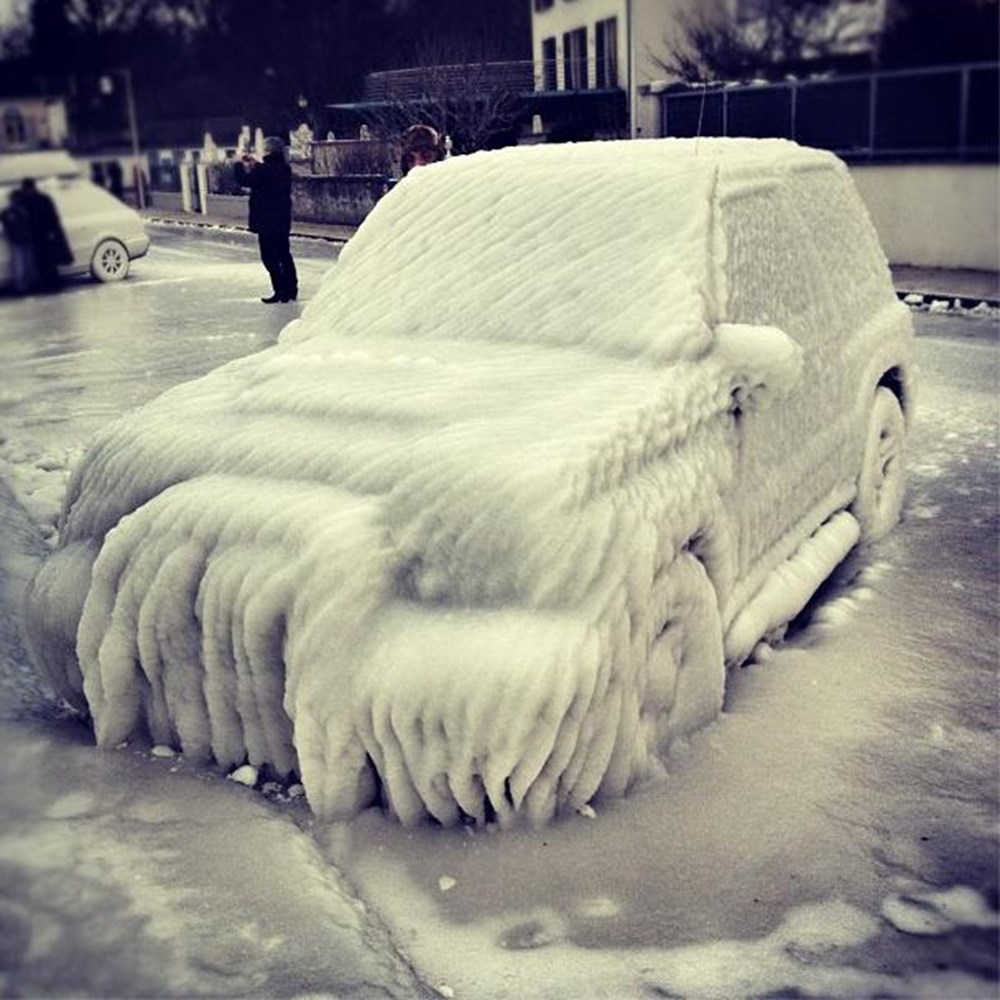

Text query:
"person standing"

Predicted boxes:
[[234, 136, 298, 304], [1, 188, 38, 294], [20, 178, 73, 292]]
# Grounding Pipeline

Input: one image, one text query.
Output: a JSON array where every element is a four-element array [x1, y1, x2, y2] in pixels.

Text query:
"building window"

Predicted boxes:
[[3, 107, 27, 146], [595, 17, 618, 88], [563, 27, 588, 90], [541, 37, 557, 91]]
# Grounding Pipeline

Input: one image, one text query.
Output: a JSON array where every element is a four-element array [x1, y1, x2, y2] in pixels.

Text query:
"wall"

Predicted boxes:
[[292, 175, 392, 226], [148, 190, 185, 214], [310, 139, 396, 177], [202, 193, 246, 222], [850, 163, 999, 271], [0, 97, 69, 151]]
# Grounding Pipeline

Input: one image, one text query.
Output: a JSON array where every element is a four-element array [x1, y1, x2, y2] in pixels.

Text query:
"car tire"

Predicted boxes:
[[852, 386, 906, 542], [91, 238, 130, 282], [641, 551, 725, 753]]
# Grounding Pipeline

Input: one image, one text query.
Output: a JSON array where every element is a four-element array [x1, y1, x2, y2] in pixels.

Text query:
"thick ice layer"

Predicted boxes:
[[25, 138, 907, 825]]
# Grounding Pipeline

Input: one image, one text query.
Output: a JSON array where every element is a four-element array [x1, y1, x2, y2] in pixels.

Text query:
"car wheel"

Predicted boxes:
[[91, 238, 130, 282], [638, 551, 725, 757], [852, 386, 906, 542]]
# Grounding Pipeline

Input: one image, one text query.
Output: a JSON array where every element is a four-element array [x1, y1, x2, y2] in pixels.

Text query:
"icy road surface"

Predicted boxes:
[[0, 226, 995, 998]]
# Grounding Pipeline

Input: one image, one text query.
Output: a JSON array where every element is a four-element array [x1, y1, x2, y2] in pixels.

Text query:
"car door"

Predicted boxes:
[[44, 176, 129, 273], [716, 168, 854, 596]]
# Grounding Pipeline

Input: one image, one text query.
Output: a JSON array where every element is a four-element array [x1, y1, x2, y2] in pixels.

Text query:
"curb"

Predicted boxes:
[[144, 214, 352, 245], [896, 290, 1000, 313]]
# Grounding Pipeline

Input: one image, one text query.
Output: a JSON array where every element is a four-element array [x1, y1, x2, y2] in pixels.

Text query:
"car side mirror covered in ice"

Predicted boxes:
[[710, 322, 804, 413]]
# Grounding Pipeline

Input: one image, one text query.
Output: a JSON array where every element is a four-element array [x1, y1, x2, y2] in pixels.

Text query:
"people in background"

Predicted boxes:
[[234, 136, 298, 304], [107, 161, 124, 201], [399, 125, 443, 176], [19, 178, 73, 292], [1, 187, 37, 294]]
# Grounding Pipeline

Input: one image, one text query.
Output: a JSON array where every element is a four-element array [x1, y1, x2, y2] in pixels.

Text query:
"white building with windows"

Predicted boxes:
[[530, 0, 885, 138], [531, 0, 712, 138], [0, 96, 69, 152]]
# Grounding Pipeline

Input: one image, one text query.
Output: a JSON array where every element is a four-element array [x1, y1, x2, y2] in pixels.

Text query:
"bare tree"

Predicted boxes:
[[359, 36, 529, 154], [654, 0, 882, 83]]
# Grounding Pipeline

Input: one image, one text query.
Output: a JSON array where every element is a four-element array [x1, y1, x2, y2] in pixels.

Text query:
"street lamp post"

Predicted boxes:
[[100, 68, 144, 210], [122, 68, 144, 210]]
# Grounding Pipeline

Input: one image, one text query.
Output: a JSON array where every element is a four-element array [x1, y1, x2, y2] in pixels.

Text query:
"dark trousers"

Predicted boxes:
[[257, 231, 297, 299]]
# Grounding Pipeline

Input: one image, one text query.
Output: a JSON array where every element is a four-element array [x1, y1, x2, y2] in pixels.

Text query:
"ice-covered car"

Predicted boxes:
[[0, 150, 149, 284], [26, 138, 913, 827]]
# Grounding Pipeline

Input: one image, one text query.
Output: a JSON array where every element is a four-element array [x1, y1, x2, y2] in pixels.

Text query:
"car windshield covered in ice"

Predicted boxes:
[[27, 138, 913, 828]]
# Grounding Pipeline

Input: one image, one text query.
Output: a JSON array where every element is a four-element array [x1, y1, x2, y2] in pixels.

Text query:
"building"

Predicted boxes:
[[0, 94, 69, 152], [530, 0, 887, 138]]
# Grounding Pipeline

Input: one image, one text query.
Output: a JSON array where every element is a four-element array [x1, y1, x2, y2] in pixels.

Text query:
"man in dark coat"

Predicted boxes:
[[1, 188, 38, 293], [20, 178, 73, 292], [234, 136, 298, 304]]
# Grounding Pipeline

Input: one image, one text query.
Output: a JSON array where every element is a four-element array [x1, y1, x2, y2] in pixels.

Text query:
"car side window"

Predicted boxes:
[[785, 167, 895, 339], [721, 183, 826, 348]]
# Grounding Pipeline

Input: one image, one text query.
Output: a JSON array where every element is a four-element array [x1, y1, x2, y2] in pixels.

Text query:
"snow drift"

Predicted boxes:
[[25, 138, 912, 826]]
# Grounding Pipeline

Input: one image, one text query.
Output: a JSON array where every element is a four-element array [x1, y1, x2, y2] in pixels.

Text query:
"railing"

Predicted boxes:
[[362, 59, 620, 102], [658, 62, 998, 162]]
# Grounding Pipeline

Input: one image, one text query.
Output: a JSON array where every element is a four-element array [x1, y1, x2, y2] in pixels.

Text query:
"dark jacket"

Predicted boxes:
[[23, 187, 73, 265], [235, 153, 292, 235], [1, 196, 32, 246]]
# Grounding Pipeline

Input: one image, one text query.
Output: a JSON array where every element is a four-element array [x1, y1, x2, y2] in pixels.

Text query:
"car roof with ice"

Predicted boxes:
[[0, 150, 82, 185], [282, 138, 839, 368]]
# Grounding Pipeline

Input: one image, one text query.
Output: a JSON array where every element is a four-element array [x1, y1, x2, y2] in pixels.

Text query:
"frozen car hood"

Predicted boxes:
[[60, 333, 733, 609]]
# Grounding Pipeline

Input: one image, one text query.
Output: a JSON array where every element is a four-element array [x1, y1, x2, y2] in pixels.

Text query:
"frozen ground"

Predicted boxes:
[[0, 226, 996, 998]]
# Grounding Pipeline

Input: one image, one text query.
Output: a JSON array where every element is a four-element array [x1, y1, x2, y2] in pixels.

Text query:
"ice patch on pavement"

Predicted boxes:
[[882, 884, 999, 936]]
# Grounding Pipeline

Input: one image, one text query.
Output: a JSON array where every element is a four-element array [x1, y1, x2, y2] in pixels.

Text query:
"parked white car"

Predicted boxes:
[[0, 150, 149, 285], [26, 138, 913, 828]]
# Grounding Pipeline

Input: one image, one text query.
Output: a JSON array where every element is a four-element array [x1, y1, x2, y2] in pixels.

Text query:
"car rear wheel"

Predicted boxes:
[[852, 386, 906, 542], [91, 238, 130, 282]]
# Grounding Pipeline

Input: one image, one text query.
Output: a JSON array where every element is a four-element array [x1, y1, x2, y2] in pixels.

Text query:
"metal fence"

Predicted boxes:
[[362, 59, 620, 102], [364, 61, 537, 102], [659, 62, 998, 162]]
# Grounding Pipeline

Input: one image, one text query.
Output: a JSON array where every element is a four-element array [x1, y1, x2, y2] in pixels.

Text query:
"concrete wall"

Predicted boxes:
[[148, 190, 185, 214], [849, 163, 999, 272], [292, 175, 392, 226], [202, 193, 246, 222], [149, 176, 391, 228], [310, 139, 396, 178]]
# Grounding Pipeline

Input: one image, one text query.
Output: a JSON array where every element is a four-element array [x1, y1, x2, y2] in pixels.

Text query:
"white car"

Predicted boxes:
[[0, 150, 149, 285], [26, 138, 913, 828]]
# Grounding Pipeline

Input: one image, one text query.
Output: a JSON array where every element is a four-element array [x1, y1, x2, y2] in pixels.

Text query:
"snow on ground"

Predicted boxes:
[[903, 294, 1000, 319], [0, 218, 995, 996]]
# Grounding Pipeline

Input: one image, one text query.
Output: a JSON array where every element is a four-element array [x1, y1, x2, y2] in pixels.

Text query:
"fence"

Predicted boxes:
[[362, 59, 621, 102], [659, 62, 998, 162]]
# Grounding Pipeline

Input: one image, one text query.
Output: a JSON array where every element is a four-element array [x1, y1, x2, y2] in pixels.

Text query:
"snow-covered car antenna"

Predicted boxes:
[[694, 80, 709, 156]]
